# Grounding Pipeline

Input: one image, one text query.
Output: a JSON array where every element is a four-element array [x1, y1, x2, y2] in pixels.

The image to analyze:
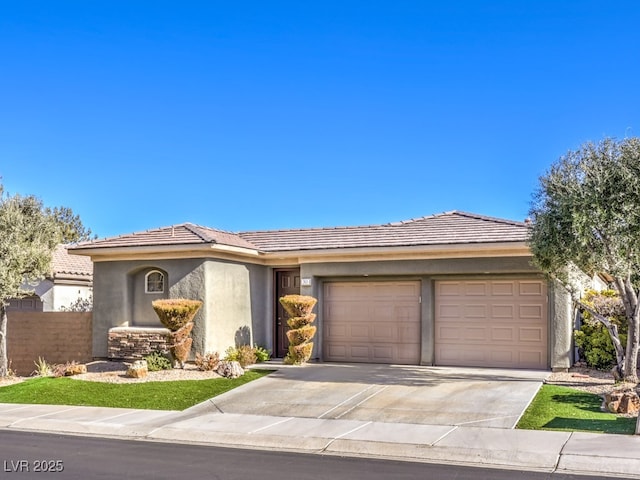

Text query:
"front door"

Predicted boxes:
[[275, 269, 301, 357]]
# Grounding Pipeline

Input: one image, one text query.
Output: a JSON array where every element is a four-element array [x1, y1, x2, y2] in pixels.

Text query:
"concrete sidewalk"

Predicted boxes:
[[1, 402, 639, 478]]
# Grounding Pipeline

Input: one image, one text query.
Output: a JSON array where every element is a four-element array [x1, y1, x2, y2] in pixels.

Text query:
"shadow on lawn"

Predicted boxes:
[[544, 416, 636, 434], [551, 391, 603, 412], [547, 392, 637, 434]]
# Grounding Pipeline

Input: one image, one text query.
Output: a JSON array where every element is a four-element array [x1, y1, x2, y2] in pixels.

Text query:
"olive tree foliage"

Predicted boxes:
[[0, 185, 61, 376], [528, 137, 640, 382]]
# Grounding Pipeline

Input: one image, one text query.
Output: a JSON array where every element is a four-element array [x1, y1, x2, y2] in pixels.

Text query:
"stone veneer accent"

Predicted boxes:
[[107, 327, 170, 360]]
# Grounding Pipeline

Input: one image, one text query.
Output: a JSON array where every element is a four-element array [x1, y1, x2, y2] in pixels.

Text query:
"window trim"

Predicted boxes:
[[145, 270, 165, 294]]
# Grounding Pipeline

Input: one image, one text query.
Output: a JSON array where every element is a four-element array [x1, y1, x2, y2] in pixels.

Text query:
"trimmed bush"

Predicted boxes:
[[151, 299, 203, 331], [286, 325, 317, 345], [279, 294, 317, 365], [280, 295, 317, 317], [287, 314, 317, 329], [152, 298, 202, 368]]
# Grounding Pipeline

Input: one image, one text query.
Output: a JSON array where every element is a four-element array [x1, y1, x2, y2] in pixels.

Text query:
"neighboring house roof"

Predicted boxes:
[[69, 211, 530, 258], [52, 244, 93, 281], [238, 211, 529, 252]]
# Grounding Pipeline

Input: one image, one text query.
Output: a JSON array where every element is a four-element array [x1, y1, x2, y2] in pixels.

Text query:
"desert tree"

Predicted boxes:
[[0, 184, 61, 376], [528, 136, 640, 382]]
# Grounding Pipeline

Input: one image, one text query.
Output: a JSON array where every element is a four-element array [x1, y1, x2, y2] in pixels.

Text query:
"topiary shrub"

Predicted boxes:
[[279, 294, 317, 365], [152, 299, 202, 331], [152, 298, 202, 368], [574, 289, 627, 370]]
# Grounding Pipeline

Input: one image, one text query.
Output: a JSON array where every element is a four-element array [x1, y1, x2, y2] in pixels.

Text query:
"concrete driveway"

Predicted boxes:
[[207, 363, 549, 429]]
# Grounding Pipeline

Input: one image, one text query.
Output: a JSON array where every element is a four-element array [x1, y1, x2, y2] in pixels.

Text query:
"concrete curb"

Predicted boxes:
[[2, 403, 640, 478]]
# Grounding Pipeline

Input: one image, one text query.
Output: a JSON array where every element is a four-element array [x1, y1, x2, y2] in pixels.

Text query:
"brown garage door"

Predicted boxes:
[[323, 281, 421, 364], [435, 279, 548, 369]]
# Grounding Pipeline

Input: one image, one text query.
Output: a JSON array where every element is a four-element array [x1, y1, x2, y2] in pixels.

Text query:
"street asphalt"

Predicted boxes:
[[1, 362, 639, 478]]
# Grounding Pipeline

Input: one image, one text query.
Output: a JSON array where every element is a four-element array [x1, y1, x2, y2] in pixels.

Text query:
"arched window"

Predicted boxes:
[[145, 270, 165, 294]]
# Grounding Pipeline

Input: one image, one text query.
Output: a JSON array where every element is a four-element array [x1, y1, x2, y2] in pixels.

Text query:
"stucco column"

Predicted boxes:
[[420, 277, 435, 366], [550, 280, 573, 371]]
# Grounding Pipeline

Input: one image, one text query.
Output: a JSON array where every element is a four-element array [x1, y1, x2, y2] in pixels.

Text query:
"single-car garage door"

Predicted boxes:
[[323, 281, 421, 364], [435, 279, 548, 369]]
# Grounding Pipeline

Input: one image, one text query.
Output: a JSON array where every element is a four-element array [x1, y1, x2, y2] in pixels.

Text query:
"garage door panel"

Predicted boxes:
[[491, 327, 514, 341], [349, 324, 370, 339], [371, 325, 395, 341], [492, 282, 514, 295], [435, 279, 548, 369], [520, 281, 544, 296], [519, 327, 544, 342], [491, 305, 514, 318], [324, 281, 421, 364], [465, 282, 488, 295], [464, 304, 487, 317], [519, 305, 544, 319]]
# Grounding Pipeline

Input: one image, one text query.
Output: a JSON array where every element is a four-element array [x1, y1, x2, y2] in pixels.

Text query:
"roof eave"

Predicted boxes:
[[262, 241, 532, 264], [69, 243, 263, 262]]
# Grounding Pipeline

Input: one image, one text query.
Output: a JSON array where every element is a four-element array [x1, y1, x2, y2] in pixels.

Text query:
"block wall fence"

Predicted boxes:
[[7, 312, 93, 376]]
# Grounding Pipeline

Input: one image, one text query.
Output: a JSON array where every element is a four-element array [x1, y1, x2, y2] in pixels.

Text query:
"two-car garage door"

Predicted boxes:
[[322, 278, 548, 369]]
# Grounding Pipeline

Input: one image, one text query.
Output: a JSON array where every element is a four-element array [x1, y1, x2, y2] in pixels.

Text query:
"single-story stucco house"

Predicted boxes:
[[69, 211, 583, 371]]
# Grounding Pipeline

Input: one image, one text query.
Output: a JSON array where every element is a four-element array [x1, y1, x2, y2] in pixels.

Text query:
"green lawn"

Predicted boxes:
[[517, 384, 637, 435], [0, 370, 270, 411]]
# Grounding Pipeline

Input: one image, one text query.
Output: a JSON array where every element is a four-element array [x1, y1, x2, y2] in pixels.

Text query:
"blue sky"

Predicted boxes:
[[1, 1, 639, 239]]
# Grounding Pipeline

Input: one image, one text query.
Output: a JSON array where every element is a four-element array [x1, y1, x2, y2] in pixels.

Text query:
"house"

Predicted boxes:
[[8, 244, 93, 312], [69, 211, 577, 371]]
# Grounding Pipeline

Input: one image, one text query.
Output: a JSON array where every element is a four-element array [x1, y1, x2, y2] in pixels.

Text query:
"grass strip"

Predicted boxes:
[[517, 384, 636, 435], [0, 370, 270, 411]]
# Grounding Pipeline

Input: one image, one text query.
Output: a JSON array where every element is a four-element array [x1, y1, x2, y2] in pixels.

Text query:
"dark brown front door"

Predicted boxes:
[[275, 269, 301, 357]]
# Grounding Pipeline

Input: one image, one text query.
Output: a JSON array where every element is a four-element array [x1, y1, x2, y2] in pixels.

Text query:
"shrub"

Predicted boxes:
[[575, 289, 628, 370], [280, 294, 317, 365], [286, 325, 317, 345], [32, 357, 52, 377], [279, 295, 317, 317], [151, 298, 203, 331], [254, 345, 271, 363], [195, 352, 220, 371], [144, 351, 173, 372], [224, 345, 257, 367]]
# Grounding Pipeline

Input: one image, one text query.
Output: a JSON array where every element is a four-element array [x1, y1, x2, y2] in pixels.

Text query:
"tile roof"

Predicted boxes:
[[238, 211, 530, 252], [52, 244, 93, 278], [72, 223, 258, 251], [70, 211, 530, 255]]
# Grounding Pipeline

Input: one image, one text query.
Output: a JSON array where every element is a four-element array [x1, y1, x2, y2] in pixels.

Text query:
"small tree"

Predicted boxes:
[[279, 295, 317, 365], [0, 185, 61, 376], [528, 137, 640, 382]]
